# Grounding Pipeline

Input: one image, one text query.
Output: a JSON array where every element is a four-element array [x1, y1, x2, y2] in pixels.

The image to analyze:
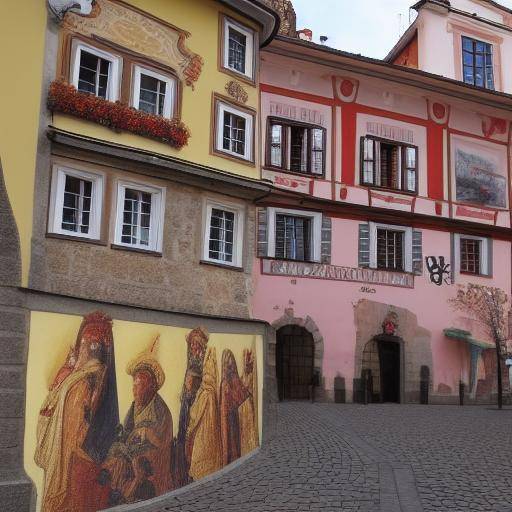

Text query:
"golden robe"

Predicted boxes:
[[239, 350, 259, 456], [35, 358, 107, 512], [186, 348, 222, 481]]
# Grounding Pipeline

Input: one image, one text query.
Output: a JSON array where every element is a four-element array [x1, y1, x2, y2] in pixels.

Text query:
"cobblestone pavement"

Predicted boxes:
[[130, 403, 512, 512]]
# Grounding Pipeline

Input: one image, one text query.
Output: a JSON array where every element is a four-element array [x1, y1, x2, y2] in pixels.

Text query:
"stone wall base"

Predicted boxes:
[[0, 478, 35, 512]]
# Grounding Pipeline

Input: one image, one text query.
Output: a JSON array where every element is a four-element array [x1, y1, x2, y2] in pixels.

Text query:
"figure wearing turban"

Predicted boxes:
[[35, 311, 119, 512], [186, 347, 222, 481], [104, 336, 173, 505]]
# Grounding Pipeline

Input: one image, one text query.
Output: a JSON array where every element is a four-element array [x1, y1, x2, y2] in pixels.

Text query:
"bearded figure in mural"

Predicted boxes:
[[239, 348, 259, 456], [220, 349, 250, 466], [102, 337, 173, 505], [34, 311, 119, 512], [172, 327, 209, 487], [186, 347, 222, 482]]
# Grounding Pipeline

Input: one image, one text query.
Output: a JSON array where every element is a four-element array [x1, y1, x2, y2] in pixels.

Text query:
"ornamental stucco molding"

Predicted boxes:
[[59, 0, 204, 89], [47, 0, 93, 21]]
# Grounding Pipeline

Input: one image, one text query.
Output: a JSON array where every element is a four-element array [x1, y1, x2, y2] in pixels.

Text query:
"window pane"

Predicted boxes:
[[223, 112, 246, 156], [462, 37, 473, 52], [289, 127, 307, 173], [228, 27, 247, 74], [376, 229, 404, 271], [407, 169, 416, 192], [275, 214, 311, 261], [61, 174, 92, 234], [460, 238, 481, 274], [405, 147, 416, 169], [78, 50, 110, 98], [121, 188, 153, 247], [270, 124, 282, 167], [461, 37, 493, 90], [208, 208, 235, 263], [138, 74, 168, 116]]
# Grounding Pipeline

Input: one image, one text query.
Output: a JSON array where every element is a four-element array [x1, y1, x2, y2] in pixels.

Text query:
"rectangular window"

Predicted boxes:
[[222, 17, 255, 81], [49, 166, 103, 240], [376, 229, 404, 271], [275, 214, 311, 261], [360, 137, 418, 193], [462, 36, 494, 90], [460, 237, 481, 274], [203, 201, 244, 267], [71, 42, 120, 101], [114, 182, 165, 252], [267, 119, 326, 176], [132, 66, 176, 118], [215, 99, 254, 162]]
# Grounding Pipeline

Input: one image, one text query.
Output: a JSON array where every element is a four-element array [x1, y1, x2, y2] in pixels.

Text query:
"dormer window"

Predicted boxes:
[[221, 16, 256, 82], [462, 36, 494, 90]]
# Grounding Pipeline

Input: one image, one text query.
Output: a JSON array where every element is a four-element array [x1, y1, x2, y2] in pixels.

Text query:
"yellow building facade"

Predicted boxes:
[[0, 1, 278, 510]]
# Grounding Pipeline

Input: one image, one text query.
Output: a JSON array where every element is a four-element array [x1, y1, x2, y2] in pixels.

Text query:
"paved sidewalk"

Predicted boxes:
[[127, 403, 512, 512]]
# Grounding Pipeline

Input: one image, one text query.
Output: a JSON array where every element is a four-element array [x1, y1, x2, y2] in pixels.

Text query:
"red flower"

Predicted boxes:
[[47, 80, 190, 149]]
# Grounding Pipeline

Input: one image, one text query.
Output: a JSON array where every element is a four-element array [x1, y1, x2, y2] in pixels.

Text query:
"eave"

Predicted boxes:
[[266, 35, 512, 113], [216, 0, 280, 47]]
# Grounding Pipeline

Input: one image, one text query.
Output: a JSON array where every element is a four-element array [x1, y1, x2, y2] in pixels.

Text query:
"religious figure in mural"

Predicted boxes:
[[34, 311, 119, 512], [239, 348, 259, 456], [220, 349, 250, 466], [102, 336, 173, 505], [172, 327, 209, 487], [186, 347, 222, 481]]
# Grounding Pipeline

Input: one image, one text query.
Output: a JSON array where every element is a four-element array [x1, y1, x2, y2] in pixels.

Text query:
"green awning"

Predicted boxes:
[[443, 328, 494, 350]]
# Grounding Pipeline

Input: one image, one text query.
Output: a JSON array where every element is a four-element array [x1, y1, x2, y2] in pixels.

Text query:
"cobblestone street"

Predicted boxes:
[[127, 403, 512, 512]]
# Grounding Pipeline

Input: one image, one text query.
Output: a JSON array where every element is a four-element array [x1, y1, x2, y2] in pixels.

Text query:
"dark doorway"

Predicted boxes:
[[276, 325, 314, 400], [378, 340, 400, 403]]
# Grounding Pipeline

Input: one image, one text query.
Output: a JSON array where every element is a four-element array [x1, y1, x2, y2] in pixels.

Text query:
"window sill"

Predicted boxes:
[[212, 147, 255, 167], [200, 259, 244, 272], [263, 166, 326, 180], [264, 256, 320, 264], [459, 271, 492, 279], [363, 185, 418, 197], [220, 65, 256, 87], [46, 232, 107, 246], [111, 244, 162, 257]]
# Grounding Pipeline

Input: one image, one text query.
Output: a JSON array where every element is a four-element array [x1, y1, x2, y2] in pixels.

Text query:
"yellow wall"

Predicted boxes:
[[53, 0, 261, 178], [25, 310, 263, 511], [0, 2, 47, 286]]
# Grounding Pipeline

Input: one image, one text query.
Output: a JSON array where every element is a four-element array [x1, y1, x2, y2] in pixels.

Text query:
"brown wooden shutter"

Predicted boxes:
[[321, 215, 332, 264], [257, 208, 268, 258]]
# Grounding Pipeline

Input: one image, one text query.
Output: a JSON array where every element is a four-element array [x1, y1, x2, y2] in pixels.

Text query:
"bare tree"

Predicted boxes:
[[449, 284, 508, 409]]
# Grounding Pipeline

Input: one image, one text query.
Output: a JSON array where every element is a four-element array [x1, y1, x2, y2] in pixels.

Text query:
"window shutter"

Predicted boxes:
[[450, 233, 456, 284], [412, 230, 423, 275], [358, 223, 370, 268], [486, 238, 493, 277], [321, 216, 332, 264], [275, 214, 286, 259], [257, 208, 268, 258]]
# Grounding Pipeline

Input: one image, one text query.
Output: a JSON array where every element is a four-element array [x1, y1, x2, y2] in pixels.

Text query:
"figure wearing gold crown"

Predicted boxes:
[[103, 335, 173, 505]]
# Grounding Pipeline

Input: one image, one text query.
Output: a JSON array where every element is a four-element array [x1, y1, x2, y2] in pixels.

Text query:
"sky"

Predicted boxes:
[[292, 0, 512, 59]]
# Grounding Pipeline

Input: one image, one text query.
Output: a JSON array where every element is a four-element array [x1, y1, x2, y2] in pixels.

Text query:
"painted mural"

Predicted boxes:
[[25, 311, 261, 512], [455, 148, 507, 208]]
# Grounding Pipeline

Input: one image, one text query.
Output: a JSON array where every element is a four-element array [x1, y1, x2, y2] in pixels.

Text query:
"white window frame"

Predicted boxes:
[[223, 17, 255, 80], [131, 65, 176, 119], [202, 199, 245, 267], [267, 207, 322, 263], [454, 234, 489, 276], [369, 222, 413, 272], [215, 100, 254, 161], [70, 41, 121, 101], [114, 180, 166, 253], [48, 165, 104, 240]]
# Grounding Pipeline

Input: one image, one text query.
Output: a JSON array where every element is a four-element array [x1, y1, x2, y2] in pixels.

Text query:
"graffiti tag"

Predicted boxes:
[[360, 286, 377, 294], [425, 256, 451, 286]]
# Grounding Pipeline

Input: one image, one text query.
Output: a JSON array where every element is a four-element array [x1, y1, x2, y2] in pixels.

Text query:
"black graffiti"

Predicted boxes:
[[425, 256, 451, 286], [360, 286, 376, 294]]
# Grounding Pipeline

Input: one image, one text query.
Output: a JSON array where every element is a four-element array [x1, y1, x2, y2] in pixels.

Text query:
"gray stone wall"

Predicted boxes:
[[30, 167, 256, 319]]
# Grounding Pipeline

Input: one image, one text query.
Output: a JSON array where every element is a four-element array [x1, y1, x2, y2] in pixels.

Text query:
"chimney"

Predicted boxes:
[[260, 0, 297, 37]]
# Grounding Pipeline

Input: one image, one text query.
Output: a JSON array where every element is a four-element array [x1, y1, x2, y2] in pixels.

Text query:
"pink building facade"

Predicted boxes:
[[254, 0, 512, 404]]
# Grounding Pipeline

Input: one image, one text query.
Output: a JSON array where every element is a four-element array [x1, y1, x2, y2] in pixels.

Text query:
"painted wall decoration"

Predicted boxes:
[[25, 311, 262, 512], [455, 148, 507, 208], [425, 256, 451, 286]]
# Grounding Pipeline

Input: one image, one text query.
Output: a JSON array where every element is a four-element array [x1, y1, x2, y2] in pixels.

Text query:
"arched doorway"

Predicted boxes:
[[276, 325, 314, 400], [361, 335, 402, 403]]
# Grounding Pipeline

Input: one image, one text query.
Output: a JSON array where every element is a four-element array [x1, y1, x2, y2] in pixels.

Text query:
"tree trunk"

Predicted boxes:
[[496, 343, 503, 410]]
